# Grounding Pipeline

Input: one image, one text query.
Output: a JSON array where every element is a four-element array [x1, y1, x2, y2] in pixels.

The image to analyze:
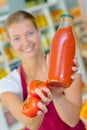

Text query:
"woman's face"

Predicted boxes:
[[8, 19, 42, 60]]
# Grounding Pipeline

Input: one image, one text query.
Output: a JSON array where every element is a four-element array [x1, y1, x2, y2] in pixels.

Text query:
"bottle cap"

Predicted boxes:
[[60, 14, 74, 19]]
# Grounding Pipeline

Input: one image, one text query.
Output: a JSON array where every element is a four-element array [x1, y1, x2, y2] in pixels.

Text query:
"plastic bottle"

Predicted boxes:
[[47, 14, 76, 88]]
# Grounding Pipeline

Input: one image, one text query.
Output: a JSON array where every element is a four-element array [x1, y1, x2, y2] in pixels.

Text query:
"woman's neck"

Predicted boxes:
[[21, 55, 47, 82]]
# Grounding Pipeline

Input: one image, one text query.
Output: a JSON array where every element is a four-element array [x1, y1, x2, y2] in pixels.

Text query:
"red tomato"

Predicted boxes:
[[21, 96, 40, 117], [28, 80, 48, 98]]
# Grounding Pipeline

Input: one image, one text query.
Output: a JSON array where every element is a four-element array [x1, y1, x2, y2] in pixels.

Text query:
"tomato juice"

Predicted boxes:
[[47, 26, 75, 88]]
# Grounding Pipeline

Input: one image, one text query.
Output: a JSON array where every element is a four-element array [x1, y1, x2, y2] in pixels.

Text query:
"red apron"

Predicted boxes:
[[20, 65, 86, 130]]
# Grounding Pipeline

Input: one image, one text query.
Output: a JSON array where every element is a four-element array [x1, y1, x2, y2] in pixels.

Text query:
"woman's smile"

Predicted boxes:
[[22, 43, 35, 53]]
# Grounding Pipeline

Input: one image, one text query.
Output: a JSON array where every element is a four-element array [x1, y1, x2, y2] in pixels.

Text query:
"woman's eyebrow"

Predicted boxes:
[[25, 28, 33, 33], [11, 34, 20, 37]]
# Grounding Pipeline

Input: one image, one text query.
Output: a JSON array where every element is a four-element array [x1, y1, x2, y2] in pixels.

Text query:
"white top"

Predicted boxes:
[[0, 69, 23, 100]]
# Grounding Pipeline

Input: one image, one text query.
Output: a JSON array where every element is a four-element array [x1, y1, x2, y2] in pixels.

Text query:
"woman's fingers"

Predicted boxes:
[[37, 102, 48, 114], [71, 75, 76, 80], [37, 110, 43, 116], [72, 66, 78, 72], [71, 56, 80, 80], [35, 87, 51, 115], [35, 88, 51, 105], [73, 56, 79, 67], [42, 87, 52, 100], [71, 67, 77, 79]]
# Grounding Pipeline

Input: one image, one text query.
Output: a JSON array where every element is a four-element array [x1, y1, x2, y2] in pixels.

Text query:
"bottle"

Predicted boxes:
[[47, 14, 76, 88]]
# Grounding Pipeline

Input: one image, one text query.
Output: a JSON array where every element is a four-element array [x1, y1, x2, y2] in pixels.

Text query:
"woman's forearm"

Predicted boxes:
[[52, 73, 82, 127], [0, 92, 44, 130], [53, 93, 80, 127], [25, 114, 44, 130]]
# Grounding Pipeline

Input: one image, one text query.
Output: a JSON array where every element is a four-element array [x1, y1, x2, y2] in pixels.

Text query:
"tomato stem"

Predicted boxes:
[[36, 81, 41, 85]]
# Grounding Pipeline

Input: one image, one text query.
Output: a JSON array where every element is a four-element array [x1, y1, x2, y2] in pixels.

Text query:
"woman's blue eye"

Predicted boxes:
[[27, 31, 34, 36], [13, 37, 20, 41]]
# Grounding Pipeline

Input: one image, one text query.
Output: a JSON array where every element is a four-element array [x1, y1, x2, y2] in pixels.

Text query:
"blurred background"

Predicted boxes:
[[0, 0, 87, 130]]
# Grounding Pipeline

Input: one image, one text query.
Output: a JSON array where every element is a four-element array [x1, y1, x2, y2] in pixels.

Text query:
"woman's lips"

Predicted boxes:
[[23, 44, 35, 53]]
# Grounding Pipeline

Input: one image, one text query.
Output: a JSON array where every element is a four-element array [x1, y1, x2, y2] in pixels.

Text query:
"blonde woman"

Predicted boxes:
[[0, 10, 85, 130]]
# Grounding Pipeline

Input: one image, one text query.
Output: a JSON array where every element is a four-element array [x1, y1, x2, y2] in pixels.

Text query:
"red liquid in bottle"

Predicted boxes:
[[47, 17, 75, 88]]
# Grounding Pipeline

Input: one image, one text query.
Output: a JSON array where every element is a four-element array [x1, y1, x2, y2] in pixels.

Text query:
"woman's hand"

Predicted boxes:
[[35, 87, 52, 115], [71, 56, 80, 80], [21, 86, 52, 118]]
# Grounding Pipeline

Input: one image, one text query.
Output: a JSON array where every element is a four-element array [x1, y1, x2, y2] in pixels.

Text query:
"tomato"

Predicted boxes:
[[21, 96, 40, 117], [28, 80, 48, 98]]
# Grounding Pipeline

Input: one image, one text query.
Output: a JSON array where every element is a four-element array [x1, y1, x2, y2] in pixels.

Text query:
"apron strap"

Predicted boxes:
[[20, 65, 28, 101], [20, 56, 46, 101]]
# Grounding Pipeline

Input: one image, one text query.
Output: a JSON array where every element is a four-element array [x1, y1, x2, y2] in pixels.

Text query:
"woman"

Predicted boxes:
[[0, 10, 85, 130]]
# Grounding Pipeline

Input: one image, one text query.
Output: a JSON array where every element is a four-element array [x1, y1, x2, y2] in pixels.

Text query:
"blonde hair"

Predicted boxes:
[[6, 10, 37, 34]]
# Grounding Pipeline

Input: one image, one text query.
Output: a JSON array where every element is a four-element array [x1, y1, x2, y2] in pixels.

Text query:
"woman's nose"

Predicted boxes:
[[22, 36, 29, 46]]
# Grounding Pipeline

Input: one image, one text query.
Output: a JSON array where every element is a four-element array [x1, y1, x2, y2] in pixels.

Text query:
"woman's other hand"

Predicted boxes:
[[71, 56, 80, 80]]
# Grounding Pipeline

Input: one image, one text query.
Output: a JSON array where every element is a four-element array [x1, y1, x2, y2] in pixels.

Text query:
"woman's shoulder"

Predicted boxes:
[[0, 69, 22, 97]]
